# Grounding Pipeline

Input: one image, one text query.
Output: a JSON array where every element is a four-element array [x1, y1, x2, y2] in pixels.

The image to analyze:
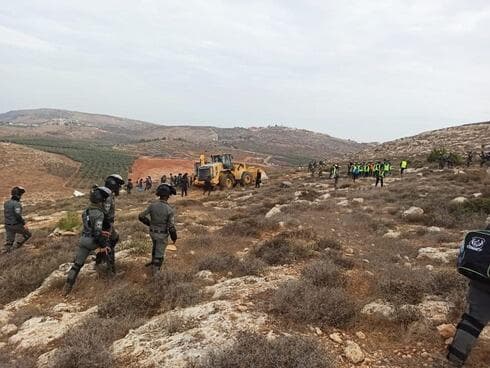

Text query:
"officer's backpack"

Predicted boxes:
[[457, 230, 490, 284]]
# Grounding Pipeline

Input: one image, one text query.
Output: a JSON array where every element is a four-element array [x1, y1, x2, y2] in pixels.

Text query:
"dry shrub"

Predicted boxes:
[[272, 280, 357, 328], [315, 238, 341, 250], [0, 242, 73, 305], [197, 253, 265, 277], [251, 237, 310, 265], [187, 233, 214, 248], [219, 218, 278, 238], [51, 316, 139, 368], [190, 331, 333, 368], [178, 199, 204, 207], [198, 252, 240, 273], [98, 271, 199, 319], [378, 266, 430, 305], [301, 259, 346, 287]]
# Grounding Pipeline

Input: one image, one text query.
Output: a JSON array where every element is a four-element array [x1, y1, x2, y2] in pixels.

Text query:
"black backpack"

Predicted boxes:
[[457, 230, 490, 284]]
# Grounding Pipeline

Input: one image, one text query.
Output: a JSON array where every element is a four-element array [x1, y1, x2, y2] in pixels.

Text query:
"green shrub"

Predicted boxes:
[[57, 211, 81, 231]]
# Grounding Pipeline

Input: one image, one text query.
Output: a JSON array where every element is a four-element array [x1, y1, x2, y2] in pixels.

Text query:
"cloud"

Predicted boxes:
[[1, 1, 490, 141], [0, 25, 54, 51]]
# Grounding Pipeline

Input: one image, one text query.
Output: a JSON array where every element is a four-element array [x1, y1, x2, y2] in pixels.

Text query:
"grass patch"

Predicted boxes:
[[57, 211, 81, 231]]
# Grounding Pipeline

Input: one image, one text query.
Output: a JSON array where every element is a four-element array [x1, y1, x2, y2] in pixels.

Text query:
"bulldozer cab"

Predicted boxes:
[[211, 154, 233, 170]]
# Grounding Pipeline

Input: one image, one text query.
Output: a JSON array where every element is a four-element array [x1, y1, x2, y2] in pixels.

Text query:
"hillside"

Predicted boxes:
[[0, 109, 365, 164], [0, 143, 79, 203], [0, 166, 489, 367], [357, 122, 490, 160]]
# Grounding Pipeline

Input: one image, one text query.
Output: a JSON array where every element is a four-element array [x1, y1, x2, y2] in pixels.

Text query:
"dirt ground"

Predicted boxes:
[[0, 143, 79, 204], [129, 156, 196, 181]]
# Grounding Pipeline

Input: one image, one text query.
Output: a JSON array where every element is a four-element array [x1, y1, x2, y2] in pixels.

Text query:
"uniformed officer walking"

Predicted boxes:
[[3, 186, 31, 253], [138, 183, 177, 276], [63, 186, 112, 295], [100, 174, 125, 273]]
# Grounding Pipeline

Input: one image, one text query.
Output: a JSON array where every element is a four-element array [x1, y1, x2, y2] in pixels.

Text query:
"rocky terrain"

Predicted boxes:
[[0, 164, 489, 368], [357, 122, 490, 161], [0, 109, 365, 164]]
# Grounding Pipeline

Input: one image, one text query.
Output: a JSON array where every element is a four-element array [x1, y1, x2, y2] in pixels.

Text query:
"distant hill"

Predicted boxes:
[[356, 122, 490, 160], [0, 108, 366, 165]]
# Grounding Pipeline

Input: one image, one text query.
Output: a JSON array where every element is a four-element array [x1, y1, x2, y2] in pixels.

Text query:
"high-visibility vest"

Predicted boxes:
[[401, 160, 408, 169]]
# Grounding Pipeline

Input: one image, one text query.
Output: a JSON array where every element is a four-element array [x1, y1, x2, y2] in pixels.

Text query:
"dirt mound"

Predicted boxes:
[[0, 143, 79, 203], [130, 157, 195, 181]]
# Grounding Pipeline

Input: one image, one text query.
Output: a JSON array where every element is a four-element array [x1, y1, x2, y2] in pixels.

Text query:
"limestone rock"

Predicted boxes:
[[344, 340, 365, 364], [329, 332, 343, 344], [361, 300, 395, 320], [355, 331, 366, 339], [417, 247, 459, 264], [167, 244, 177, 251], [352, 198, 364, 204], [427, 226, 441, 233], [337, 200, 349, 207], [417, 297, 454, 324], [451, 197, 468, 204], [383, 230, 401, 239], [265, 205, 285, 218], [437, 324, 456, 339], [280, 181, 293, 188], [402, 207, 424, 218], [9, 306, 97, 351], [0, 323, 17, 336], [195, 270, 215, 282]]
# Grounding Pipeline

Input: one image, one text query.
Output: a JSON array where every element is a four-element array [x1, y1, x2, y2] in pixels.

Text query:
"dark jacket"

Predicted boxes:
[[138, 200, 175, 233], [4, 198, 25, 226]]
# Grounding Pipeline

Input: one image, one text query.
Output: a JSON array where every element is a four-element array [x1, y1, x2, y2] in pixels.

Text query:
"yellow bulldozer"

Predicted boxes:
[[193, 153, 263, 189]]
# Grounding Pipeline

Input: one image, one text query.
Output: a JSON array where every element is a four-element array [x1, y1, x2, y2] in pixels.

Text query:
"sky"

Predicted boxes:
[[1, 1, 489, 142]]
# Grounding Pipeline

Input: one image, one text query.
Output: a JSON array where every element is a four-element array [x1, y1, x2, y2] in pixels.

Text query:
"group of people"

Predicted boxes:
[[2, 175, 178, 296], [3, 162, 489, 368], [308, 159, 409, 188], [126, 173, 193, 197]]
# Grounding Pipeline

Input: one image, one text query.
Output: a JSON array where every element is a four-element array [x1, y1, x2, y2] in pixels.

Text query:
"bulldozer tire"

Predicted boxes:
[[240, 172, 253, 186], [219, 173, 235, 190]]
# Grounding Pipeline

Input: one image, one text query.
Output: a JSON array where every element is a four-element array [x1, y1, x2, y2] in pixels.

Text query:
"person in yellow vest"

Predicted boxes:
[[400, 160, 408, 176]]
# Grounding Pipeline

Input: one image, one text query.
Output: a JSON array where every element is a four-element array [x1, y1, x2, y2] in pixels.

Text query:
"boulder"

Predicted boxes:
[[473, 193, 483, 198], [280, 181, 293, 188], [361, 300, 395, 320], [402, 207, 424, 218], [417, 247, 459, 264], [195, 270, 215, 282], [337, 200, 349, 207], [265, 205, 285, 218], [344, 341, 365, 364], [352, 198, 364, 204], [417, 297, 454, 324], [427, 226, 441, 233], [73, 190, 85, 197]]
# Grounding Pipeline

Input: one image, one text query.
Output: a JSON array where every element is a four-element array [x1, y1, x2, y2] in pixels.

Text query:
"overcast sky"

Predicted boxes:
[[1, 1, 489, 142]]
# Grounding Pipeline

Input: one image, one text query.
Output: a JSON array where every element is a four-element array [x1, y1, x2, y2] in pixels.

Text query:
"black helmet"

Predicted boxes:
[[90, 186, 112, 204], [156, 183, 176, 197], [105, 174, 125, 196], [11, 186, 26, 198]]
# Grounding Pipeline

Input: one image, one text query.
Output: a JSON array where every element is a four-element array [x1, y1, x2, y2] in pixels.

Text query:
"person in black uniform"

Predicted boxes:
[[3, 186, 31, 253], [63, 186, 112, 295]]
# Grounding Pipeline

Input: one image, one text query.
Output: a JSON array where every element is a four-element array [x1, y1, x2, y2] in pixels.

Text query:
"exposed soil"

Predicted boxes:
[[129, 156, 196, 181], [0, 143, 79, 203]]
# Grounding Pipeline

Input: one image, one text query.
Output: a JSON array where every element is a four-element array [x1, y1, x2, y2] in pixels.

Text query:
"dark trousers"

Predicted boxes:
[[181, 187, 188, 197], [448, 284, 490, 365], [375, 177, 384, 187], [4, 224, 31, 251]]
